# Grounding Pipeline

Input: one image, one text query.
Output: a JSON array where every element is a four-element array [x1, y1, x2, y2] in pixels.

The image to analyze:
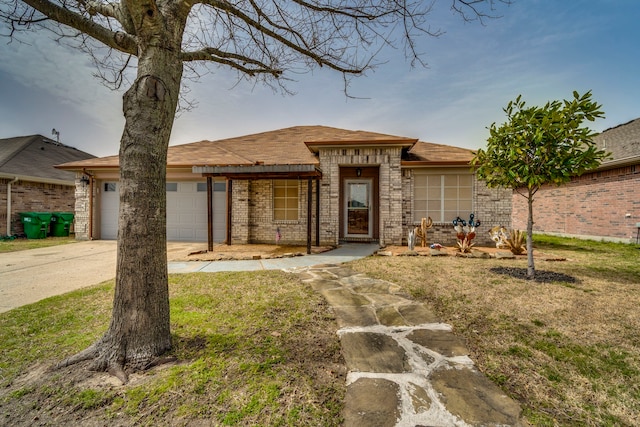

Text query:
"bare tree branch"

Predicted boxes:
[[13, 0, 137, 53]]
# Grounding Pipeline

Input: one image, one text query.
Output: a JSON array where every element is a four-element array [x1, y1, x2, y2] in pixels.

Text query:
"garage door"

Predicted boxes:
[[100, 182, 119, 240], [100, 180, 227, 242]]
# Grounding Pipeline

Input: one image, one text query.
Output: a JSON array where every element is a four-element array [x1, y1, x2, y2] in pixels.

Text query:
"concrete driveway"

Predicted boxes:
[[0, 241, 379, 314], [0, 240, 118, 313]]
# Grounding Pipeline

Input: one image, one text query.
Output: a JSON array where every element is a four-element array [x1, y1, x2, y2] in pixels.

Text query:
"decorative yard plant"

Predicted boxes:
[[505, 229, 526, 255], [415, 217, 433, 247], [453, 214, 480, 253]]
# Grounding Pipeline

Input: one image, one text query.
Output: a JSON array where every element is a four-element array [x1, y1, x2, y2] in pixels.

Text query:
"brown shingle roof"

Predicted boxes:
[[404, 141, 474, 165], [56, 126, 472, 170]]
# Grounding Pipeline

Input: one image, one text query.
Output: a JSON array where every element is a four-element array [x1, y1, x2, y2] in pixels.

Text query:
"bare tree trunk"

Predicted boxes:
[[526, 188, 535, 280], [56, 30, 184, 382]]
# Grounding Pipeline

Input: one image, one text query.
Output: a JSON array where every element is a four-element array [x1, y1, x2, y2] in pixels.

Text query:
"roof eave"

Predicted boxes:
[[594, 155, 640, 171], [193, 164, 322, 179], [401, 160, 472, 167], [0, 172, 74, 186], [305, 139, 418, 153]]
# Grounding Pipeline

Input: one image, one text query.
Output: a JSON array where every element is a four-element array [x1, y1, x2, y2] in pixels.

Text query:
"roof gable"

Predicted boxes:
[[0, 135, 96, 182]]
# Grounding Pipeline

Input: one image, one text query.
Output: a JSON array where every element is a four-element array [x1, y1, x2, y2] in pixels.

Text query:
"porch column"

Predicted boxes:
[[226, 179, 233, 245], [207, 176, 213, 251], [315, 178, 320, 246], [307, 178, 312, 254]]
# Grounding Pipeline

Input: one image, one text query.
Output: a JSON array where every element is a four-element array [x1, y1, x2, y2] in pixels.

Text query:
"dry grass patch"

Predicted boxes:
[[0, 271, 345, 426], [350, 236, 640, 426]]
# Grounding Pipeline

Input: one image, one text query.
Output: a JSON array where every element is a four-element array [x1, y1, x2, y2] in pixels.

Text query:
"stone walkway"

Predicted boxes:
[[290, 263, 526, 427]]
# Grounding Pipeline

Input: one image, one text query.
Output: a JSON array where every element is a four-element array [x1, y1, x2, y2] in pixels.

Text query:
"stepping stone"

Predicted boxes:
[[430, 365, 523, 426], [376, 306, 407, 327], [319, 288, 370, 307], [333, 306, 379, 328], [344, 378, 400, 427], [398, 304, 439, 325], [340, 332, 410, 373], [406, 329, 469, 357]]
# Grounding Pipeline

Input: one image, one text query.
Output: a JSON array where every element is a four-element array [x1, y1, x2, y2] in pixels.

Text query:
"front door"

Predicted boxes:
[[345, 179, 372, 238]]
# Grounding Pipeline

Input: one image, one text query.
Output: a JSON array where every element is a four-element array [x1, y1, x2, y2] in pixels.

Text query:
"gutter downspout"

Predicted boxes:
[[6, 177, 18, 236]]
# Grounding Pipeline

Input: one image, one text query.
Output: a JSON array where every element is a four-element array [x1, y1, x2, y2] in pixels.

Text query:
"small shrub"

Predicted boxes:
[[505, 229, 526, 255]]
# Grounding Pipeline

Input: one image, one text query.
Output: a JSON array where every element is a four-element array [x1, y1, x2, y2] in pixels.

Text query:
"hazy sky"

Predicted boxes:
[[1, 0, 638, 157]]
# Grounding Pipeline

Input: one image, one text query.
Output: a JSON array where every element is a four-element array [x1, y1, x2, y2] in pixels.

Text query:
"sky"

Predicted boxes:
[[0, 0, 639, 157]]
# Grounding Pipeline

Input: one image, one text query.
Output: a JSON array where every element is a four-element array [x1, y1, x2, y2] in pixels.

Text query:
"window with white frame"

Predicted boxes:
[[413, 171, 473, 223], [273, 180, 299, 221]]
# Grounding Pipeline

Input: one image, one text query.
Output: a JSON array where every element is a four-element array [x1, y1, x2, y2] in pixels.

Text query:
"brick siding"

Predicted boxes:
[[512, 164, 640, 243], [0, 178, 75, 236]]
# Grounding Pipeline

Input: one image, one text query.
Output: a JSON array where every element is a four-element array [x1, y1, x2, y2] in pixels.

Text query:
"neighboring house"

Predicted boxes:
[[57, 126, 512, 248], [511, 117, 640, 243], [0, 135, 96, 237]]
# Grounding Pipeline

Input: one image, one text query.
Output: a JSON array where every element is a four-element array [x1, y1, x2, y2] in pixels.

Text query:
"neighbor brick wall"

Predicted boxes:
[[0, 178, 75, 236], [512, 165, 639, 242]]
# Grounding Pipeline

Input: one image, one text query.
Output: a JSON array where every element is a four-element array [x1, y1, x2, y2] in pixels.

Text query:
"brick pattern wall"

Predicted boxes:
[[230, 180, 250, 244], [317, 147, 404, 246], [0, 178, 75, 236], [512, 165, 640, 242], [226, 156, 513, 248], [73, 176, 92, 240], [248, 180, 315, 244], [401, 171, 512, 247], [474, 177, 513, 245]]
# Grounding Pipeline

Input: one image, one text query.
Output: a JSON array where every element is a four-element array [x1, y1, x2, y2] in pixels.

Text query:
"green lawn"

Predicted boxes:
[[0, 236, 77, 252], [2, 235, 638, 426], [0, 271, 345, 426], [350, 235, 640, 426]]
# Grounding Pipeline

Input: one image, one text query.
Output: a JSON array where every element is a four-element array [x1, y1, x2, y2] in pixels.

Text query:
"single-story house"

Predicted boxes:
[[0, 135, 96, 237], [57, 126, 512, 248], [511, 117, 640, 243]]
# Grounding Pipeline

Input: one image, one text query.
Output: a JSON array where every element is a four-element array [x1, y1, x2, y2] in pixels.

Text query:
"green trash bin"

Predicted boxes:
[[20, 212, 51, 239], [51, 212, 75, 237]]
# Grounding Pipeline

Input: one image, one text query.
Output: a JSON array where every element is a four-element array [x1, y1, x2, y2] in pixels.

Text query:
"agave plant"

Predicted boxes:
[[456, 236, 475, 253], [505, 229, 527, 255]]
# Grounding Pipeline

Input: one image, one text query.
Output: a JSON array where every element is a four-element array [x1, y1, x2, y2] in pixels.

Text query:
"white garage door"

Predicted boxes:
[[100, 180, 227, 242], [100, 182, 119, 240]]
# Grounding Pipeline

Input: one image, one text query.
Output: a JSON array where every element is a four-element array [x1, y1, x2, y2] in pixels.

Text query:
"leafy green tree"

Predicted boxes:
[[472, 91, 607, 279]]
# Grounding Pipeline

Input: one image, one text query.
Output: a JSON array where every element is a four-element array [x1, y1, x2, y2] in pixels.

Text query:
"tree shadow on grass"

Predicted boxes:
[[490, 267, 579, 284]]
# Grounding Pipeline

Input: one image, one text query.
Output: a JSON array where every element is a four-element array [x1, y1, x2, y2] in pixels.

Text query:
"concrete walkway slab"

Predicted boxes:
[[166, 243, 380, 274], [0, 240, 117, 313]]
